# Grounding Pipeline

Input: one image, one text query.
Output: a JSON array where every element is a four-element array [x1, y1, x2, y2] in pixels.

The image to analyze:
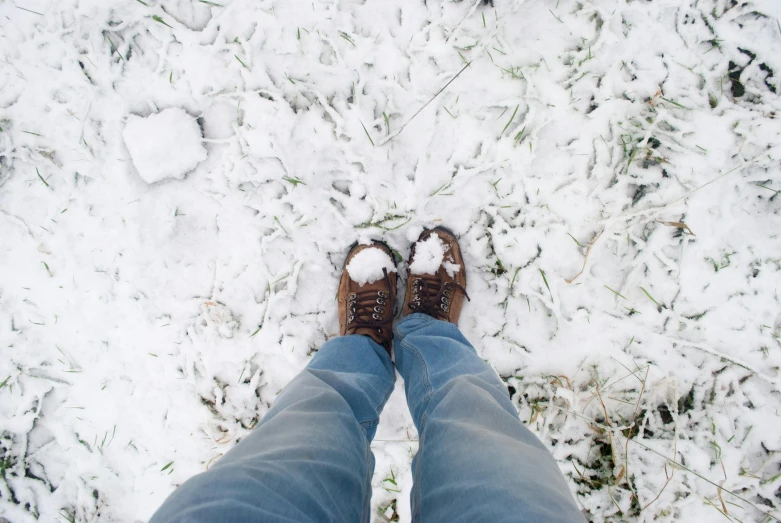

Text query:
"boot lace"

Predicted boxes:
[[346, 268, 394, 337], [408, 273, 469, 320]]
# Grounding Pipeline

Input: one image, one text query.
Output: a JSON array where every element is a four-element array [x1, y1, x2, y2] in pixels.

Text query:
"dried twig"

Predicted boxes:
[[566, 229, 604, 283], [642, 463, 674, 511], [379, 62, 472, 145]]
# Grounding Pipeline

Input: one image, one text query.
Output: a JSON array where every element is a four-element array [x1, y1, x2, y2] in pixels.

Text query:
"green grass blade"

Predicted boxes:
[[756, 183, 780, 196], [359, 120, 375, 146], [501, 105, 519, 135], [339, 32, 356, 47], [640, 286, 662, 310], [509, 267, 521, 293], [567, 233, 584, 248], [539, 269, 553, 303], [660, 97, 690, 110], [604, 285, 626, 300], [152, 15, 172, 28], [626, 146, 637, 172], [16, 6, 44, 15], [36, 168, 51, 189], [235, 55, 249, 69], [282, 176, 305, 186], [105, 35, 125, 61]]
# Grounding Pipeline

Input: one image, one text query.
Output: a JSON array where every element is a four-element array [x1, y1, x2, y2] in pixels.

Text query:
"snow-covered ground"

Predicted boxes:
[[1, 0, 781, 521]]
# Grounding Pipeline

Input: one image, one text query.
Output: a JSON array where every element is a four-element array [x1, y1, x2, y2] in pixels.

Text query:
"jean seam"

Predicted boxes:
[[400, 334, 431, 523], [411, 411, 427, 523], [361, 441, 373, 523], [359, 419, 378, 433], [373, 376, 396, 416], [401, 339, 433, 397]]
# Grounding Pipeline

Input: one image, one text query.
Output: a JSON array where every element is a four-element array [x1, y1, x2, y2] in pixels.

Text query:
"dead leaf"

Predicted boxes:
[[717, 483, 728, 515], [615, 465, 626, 485], [649, 87, 663, 106], [658, 221, 696, 236]]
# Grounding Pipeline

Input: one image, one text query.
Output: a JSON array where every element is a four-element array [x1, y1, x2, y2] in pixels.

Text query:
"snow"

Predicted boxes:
[[346, 247, 397, 286], [123, 108, 208, 184], [409, 234, 447, 275], [409, 232, 461, 278], [1, 0, 781, 522]]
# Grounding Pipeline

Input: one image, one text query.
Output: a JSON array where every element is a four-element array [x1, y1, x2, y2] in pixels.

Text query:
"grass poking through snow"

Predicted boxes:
[[151, 15, 172, 28], [539, 269, 553, 303], [359, 120, 375, 146], [501, 105, 519, 136], [640, 286, 663, 311]]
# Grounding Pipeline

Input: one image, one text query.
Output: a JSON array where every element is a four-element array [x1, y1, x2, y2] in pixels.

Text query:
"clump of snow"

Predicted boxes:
[[123, 108, 207, 184], [409, 233, 460, 278], [198, 302, 238, 339], [346, 247, 396, 286], [442, 260, 461, 278], [409, 234, 446, 275]]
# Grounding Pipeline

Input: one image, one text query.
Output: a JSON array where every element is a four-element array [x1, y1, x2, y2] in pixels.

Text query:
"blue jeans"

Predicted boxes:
[[151, 314, 584, 522]]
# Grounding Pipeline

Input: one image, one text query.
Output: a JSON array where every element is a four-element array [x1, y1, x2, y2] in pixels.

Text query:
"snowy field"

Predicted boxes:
[[1, 0, 781, 521]]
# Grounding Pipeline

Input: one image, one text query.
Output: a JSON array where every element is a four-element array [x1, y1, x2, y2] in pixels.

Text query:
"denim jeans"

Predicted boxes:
[[150, 314, 584, 522]]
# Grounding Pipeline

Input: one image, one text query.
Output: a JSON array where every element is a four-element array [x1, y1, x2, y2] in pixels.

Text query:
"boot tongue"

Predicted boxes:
[[346, 277, 393, 347]]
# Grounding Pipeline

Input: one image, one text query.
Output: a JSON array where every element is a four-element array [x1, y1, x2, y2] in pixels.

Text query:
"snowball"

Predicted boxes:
[[123, 108, 207, 184], [346, 247, 396, 286], [410, 232, 461, 277]]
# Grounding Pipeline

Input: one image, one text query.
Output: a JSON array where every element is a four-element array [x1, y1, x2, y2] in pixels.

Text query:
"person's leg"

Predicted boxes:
[[394, 314, 584, 522], [394, 315, 583, 522], [150, 334, 395, 523], [151, 241, 400, 523]]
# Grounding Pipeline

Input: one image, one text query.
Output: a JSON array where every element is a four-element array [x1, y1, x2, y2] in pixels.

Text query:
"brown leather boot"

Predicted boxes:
[[338, 241, 398, 351], [402, 227, 469, 324]]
